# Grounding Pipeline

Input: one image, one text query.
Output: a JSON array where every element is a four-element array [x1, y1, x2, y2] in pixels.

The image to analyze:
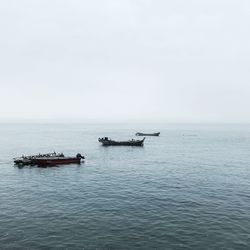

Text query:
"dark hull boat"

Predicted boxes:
[[136, 132, 160, 136], [98, 137, 145, 146], [36, 156, 83, 166], [14, 153, 85, 166]]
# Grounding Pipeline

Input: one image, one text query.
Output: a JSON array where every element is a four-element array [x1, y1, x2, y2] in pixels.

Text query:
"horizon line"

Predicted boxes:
[[0, 119, 250, 125]]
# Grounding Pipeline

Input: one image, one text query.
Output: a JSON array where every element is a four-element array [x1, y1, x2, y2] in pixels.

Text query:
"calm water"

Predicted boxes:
[[0, 123, 250, 249]]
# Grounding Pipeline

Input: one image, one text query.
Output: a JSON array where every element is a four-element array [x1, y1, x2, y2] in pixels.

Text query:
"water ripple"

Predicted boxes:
[[0, 124, 250, 249]]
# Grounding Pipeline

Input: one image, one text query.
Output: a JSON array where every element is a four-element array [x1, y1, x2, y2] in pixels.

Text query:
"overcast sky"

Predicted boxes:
[[0, 0, 249, 123]]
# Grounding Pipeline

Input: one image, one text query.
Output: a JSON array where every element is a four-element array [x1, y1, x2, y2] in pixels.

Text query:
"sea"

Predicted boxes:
[[0, 123, 249, 250]]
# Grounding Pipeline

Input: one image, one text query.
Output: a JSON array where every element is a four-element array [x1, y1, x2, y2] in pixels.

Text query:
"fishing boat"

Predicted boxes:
[[13, 152, 85, 166], [98, 137, 145, 146], [135, 132, 160, 136], [36, 153, 85, 166]]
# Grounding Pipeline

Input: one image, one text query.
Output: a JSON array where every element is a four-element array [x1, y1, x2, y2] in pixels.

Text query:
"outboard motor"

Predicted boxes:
[[76, 153, 85, 159]]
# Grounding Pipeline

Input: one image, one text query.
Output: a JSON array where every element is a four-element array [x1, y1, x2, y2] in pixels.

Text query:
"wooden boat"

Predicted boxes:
[[98, 137, 145, 146], [135, 132, 160, 136], [36, 154, 85, 166], [13, 153, 84, 166]]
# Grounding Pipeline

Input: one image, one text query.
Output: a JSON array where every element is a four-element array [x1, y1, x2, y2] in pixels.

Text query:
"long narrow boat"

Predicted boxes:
[[36, 154, 85, 166], [98, 137, 145, 146], [135, 132, 160, 136], [13, 153, 85, 166]]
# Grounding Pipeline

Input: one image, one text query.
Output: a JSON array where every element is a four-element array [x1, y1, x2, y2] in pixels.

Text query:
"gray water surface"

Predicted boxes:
[[0, 124, 250, 249]]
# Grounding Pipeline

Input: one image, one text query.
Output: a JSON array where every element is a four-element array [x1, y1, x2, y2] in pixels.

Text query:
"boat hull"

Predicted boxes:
[[36, 157, 81, 166], [36, 158, 81, 166]]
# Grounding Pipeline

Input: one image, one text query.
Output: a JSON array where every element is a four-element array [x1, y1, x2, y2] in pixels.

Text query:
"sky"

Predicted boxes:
[[0, 0, 250, 123]]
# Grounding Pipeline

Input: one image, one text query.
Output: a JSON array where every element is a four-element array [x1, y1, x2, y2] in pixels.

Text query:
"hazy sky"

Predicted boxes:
[[0, 0, 249, 123]]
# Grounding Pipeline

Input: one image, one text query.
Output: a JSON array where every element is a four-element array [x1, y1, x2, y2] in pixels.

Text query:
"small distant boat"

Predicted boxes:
[[98, 137, 145, 146], [135, 132, 160, 136], [13, 152, 85, 166]]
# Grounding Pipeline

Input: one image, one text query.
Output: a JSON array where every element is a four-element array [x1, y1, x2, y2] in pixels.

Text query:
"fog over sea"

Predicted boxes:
[[0, 123, 250, 249]]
